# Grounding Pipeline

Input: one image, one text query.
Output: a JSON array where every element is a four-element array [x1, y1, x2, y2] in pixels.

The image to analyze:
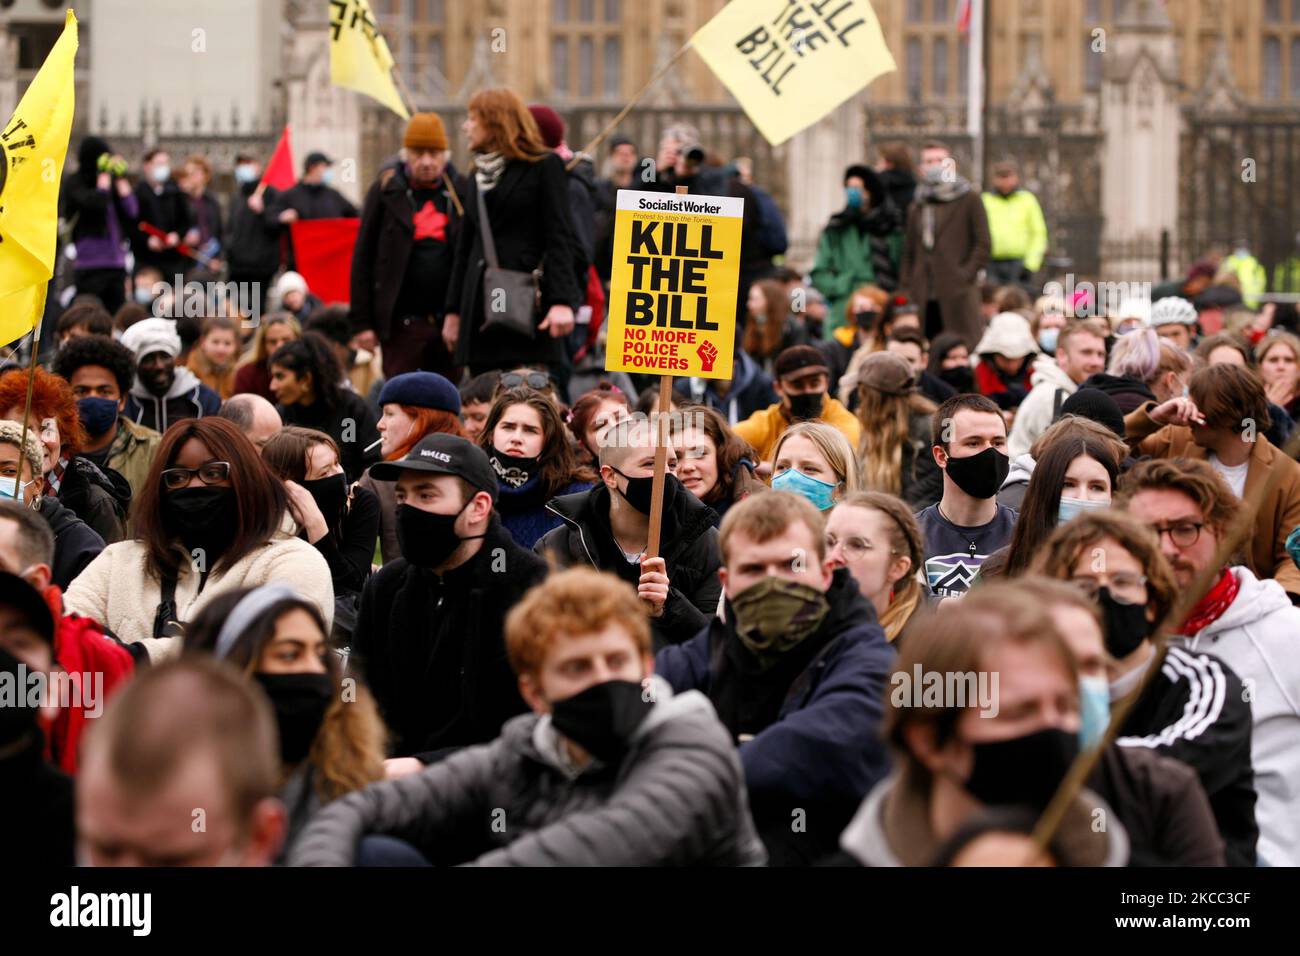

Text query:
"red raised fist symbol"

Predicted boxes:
[[697, 340, 719, 372]]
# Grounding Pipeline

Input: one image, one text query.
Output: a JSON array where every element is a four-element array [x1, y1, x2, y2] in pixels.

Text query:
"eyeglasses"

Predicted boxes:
[[161, 460, 231, 490], [500, 371, 551, 392], [1151, 521, 1204, 548], [1070, 573, 1148, 603], [826, 533, 890, 563]]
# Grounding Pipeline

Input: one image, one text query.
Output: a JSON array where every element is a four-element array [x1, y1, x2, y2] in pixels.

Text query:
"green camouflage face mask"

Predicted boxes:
[[730, 576, 830, 666]]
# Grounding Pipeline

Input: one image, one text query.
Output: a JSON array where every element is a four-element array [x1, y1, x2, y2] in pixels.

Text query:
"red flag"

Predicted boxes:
[[957, 0, 971, 37], [289, 218, 360, 305], [261, 125, 296, 191]]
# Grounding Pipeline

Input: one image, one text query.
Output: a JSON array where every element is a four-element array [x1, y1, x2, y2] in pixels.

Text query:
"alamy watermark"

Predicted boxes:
[[0, 662, 104, 719], [890, 664, 1000, 718], [149, 274, 262, 329]]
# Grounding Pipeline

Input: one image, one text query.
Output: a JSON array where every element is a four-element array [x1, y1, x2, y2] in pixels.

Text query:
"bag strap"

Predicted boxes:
[[474, 182, 500, 270], [152, 573, 182, 642]]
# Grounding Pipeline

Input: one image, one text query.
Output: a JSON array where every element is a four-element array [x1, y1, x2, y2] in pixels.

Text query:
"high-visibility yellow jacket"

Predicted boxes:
[[981, 188, 1048, 273], [1273, 256, 1300, 294], [1222, 252, 1266, 309]]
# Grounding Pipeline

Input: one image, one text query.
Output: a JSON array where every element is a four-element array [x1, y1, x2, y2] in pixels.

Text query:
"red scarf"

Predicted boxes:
[[1178, 568, 1240, 636]]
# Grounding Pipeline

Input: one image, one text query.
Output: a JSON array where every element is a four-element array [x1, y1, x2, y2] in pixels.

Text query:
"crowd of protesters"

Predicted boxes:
[[6, 90, 1300, 870]]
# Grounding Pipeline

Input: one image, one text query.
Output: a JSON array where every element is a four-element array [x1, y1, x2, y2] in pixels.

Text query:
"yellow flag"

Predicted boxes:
[[329, 0, 410, 120], [0, 9, 78, 349], [691, 0, 895, 146]]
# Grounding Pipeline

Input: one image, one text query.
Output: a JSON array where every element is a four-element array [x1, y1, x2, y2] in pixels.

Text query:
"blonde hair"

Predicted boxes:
[[855, 383, 937, 496], [772, 421, 861, 495], [239, 313, 302, 368], [835, 491, 925, 642]]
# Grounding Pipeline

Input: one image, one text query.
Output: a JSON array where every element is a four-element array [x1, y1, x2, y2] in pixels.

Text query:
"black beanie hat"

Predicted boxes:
[[1058, 388, 1125, 439]]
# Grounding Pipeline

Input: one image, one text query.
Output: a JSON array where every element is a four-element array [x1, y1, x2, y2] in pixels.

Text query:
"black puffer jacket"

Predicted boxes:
[[57, 456, 130, 544], [535, 483, 722, 650], [352, 515, 547, 758]]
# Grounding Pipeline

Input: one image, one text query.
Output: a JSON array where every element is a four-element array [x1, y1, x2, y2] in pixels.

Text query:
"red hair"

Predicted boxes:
[[385, 406, 465, 461], [0, 367, 87, 457]]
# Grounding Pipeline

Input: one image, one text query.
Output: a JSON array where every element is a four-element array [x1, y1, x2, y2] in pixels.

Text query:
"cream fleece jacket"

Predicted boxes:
[[64, 535, 334, 662]]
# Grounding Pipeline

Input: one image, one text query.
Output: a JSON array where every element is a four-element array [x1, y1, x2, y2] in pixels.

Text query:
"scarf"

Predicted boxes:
[[915, 174, 972, 250], [1178, 567, 1240, 637], [474, 151, 507, 192]]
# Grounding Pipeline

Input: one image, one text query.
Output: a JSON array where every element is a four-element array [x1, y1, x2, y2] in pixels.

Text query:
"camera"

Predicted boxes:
[[683, 144, 706, 167]]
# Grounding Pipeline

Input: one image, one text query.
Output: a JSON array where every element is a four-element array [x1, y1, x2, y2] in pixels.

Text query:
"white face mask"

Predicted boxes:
[[150, 164, 171, 184]]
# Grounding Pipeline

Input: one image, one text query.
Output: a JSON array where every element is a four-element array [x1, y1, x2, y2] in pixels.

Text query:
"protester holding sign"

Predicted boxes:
[[537, 417, 722, 651]]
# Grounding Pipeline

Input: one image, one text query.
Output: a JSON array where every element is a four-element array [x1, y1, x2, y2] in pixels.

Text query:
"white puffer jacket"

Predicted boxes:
[[1178, 567, 1300, 866]]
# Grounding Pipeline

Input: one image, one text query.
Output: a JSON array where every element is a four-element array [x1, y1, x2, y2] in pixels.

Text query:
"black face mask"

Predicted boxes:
[[786, 391, 825, 421], [162, 487, 238, 559], [254, 672, 333, 766], [1098, 586, 1151, 659], [489, 449, 539, 490], [550, 679, 653, 765], [396, 501, 485, 569], [610, 468, 680, 518], [943, 446, 1010, 500], [964, 727, 1080, 810], [302, 473, 348, 531], [853, 310, 878, 330], [0, 647, 38, 748], [939, 366, 975, 392]]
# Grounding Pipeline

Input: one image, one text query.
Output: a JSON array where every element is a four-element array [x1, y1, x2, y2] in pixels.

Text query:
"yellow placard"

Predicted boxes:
[[604, 190, 743, 381], [691, 0, 895, 146]]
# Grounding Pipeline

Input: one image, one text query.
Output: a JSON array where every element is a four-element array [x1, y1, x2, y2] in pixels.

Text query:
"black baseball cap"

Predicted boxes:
[[304, 151, 333, 170], [0, 571, 55, 647], [368, 433, 499, 503]]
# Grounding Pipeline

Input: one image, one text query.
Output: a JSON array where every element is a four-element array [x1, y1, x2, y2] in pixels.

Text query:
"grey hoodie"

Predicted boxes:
[[289, 676, 767, 866]]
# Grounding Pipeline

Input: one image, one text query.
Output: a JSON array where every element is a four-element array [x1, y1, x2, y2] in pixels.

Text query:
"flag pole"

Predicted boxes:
[[966, 0, 986, 188], [643, 185, 690, 560], [15, 316, 43, 499], [567, 40, 694, 172]]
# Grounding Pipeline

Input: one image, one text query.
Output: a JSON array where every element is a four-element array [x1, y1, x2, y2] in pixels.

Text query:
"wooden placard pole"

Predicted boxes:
[[643, 184, 690, 559]]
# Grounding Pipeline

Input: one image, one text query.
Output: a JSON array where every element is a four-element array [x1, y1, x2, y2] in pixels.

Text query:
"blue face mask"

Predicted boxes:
[[134, 286, 154, 305], [322, 168, 336, 186], [1057, 495, 1109, 525], [1079, 675, 1111, 750], [772, 468, 837, 511], [234, 164, 258, 184], [77, 396, 120, 438], [845, 186, 864, 209], [0, 477, 35, 501], [1038, 328, 1059, 354]]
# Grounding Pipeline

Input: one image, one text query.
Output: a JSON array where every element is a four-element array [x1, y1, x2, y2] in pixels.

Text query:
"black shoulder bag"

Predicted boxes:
[[476, 182, 540, 338]]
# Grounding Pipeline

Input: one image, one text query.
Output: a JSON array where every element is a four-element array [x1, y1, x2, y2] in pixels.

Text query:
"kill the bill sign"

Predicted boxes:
[[604, 189, 744, 381]]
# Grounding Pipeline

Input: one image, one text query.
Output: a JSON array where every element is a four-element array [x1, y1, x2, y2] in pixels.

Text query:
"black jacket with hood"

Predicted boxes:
[[535, 482, 722, 651], [352, 514, 548, 758], [39, 495, 106, 590]]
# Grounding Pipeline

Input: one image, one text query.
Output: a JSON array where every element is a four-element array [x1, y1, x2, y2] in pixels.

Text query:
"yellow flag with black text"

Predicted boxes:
[[0, 9, 78, 348], [329, 0, 410, 120], [691, 0, 895, 146]]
